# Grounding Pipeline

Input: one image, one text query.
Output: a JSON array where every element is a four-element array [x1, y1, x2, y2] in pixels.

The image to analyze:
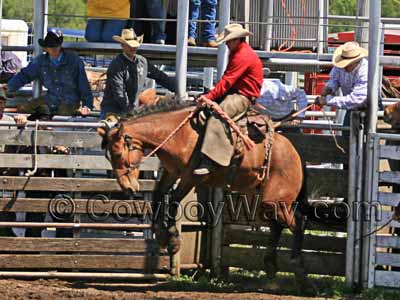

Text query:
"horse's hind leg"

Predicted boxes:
[[288, 210, 307, 283], [264, 221, 283, 279]]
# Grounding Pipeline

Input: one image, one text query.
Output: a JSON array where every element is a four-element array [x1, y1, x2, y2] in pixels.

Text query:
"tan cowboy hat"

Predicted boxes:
[[113, 28, 144, 48], [332, 41, 368, 68], [216, 23, 253, 45]]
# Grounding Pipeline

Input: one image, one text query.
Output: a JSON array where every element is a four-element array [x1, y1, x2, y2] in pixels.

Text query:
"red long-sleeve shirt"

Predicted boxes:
[[206, 42, 263, 101]]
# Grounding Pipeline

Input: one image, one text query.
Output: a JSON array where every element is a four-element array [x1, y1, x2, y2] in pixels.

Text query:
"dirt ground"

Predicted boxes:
[[0, 278, 335, 300]]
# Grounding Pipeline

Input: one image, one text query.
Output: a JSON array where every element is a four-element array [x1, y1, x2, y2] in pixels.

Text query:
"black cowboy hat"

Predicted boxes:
[[38, 30, 64, 48]]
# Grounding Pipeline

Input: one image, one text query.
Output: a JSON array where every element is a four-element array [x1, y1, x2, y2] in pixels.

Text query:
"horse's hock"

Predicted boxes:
[[0, 122, 354, 280]]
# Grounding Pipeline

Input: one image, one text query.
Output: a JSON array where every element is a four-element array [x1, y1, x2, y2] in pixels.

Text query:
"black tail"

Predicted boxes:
[[296, 160, 310, 216]]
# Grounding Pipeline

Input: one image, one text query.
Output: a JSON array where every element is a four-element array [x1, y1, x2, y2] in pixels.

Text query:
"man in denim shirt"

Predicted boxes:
[[7, 30, 93, 117]]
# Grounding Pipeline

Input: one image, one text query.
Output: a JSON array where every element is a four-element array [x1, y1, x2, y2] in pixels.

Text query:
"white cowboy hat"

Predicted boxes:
[[216, 23, 253, 46], [113, 28, 144, 48], [332, 41, 368, 68]]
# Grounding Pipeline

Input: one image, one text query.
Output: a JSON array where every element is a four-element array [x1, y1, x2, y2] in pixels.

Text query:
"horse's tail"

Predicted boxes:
[[296, 159, 310, 216]]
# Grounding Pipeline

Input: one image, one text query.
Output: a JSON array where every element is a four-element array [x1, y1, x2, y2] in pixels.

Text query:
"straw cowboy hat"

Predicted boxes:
[[113, 28, 144, 48], [216, 23, 253, 45], [332, 41, 368, 68]]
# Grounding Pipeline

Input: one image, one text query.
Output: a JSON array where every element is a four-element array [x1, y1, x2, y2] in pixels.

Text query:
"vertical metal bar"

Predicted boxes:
[[346, 112, 360, 287], [211, 187, 223, 277], [366, 1, 381, 135], [243, 0, 250, 43], [217, 0, 231, 79], [211, 0, 230, 278], [264, 0, 274, 51], [355, 0, 369, 46], [0, 0, 3, 53], [317, 0, 325, 55], [285, 72, 297, 87], [203, 67, 214, 90], [33, 0, 48, 98], [378, 22, 384, 95], [175, 0, 189, 100]]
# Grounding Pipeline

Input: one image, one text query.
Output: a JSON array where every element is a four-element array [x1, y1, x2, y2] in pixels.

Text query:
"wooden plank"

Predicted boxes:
[[374, 270, 400, 288], [380, 145, 400, 160], [378, 192, 400, 207], [376, 252, 400, 267], [0, 254, 170, 270], [0, 198, 153, 215], [307, 168, 348, 198], [0, 271, 169, 280], [380, 171, 400, 184], [0, 176, 156, 192], [0, 154, 160, 171], [0, 130, 102, 148], [283, 133, 349, 164], [221, 246, 345, 276], [223, 228, 346, 253], [376, 235, 400, 248], [0, 237, 164, 253]]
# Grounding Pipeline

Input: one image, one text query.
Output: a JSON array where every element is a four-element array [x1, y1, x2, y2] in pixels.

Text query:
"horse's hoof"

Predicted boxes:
[[167, 233, 181, 255]]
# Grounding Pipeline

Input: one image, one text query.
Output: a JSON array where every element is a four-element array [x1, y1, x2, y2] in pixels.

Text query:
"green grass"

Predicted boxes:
[[166, 270, 400, 300]]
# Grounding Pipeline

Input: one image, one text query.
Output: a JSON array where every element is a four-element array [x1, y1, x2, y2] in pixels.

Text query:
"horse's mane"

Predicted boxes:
[[122, 100, 196, 122]]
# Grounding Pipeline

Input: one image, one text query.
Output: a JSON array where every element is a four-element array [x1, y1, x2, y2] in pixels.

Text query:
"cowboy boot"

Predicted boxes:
[[193, 155, 214, 176]]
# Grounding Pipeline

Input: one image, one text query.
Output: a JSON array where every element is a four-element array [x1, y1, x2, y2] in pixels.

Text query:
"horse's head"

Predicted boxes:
[[98, 123, 142, 193], [384, 102, 400, 126]]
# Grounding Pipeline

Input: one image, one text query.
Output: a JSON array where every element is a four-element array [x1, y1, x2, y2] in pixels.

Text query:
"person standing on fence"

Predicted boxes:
[[6, 30, 93, 117], [130, 0, 168, 44], [194, 23, 263, 176], [85, 0, 130, 43], [315, 41, 369, 126], [188, 0, 218, 47], [100, 28, 176, 119]]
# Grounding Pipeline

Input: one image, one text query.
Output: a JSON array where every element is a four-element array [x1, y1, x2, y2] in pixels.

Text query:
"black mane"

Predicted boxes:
[[121, 100, 196, 122]]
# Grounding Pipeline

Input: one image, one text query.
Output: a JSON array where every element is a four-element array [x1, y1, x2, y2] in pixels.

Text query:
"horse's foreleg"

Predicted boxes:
[[152, 169, 178, 249], [264, 221, 283, 279], [164, 177, 195, 255]]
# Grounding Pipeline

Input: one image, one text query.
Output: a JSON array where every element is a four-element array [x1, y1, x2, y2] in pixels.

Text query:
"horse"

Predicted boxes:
[[98, 100, 308, 280]]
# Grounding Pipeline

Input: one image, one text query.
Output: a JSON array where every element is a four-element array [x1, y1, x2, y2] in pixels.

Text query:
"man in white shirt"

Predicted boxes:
[[255, 78, 308, 122]]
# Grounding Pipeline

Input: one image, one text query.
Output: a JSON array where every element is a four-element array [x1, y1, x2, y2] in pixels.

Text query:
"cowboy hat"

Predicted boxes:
[[113, 28, 144, 48], [216, 23, 252, 46], [332, 41, 368, 68], [38, 30, 63, 48]]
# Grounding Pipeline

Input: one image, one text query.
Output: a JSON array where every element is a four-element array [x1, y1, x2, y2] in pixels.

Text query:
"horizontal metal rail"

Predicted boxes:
[[0, 272, 169, 280], [0, 222, 152, 230]]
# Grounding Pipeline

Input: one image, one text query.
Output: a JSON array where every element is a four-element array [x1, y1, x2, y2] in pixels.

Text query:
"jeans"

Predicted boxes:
[[189, 0, 217, 42], [130, 0, 166, 42], [85, 19, 127, 42]]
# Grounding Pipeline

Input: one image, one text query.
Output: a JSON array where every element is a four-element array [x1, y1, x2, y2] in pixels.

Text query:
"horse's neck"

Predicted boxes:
[[128, 110, 197, 164]]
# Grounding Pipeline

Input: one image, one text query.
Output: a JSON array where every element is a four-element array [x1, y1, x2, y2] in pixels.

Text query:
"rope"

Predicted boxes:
[[141, 109, 197, 162], [355, 217, 393, 243], [201, 98, 256, 150], [25, 120, 39, 177], [321, 109, 346, 154]]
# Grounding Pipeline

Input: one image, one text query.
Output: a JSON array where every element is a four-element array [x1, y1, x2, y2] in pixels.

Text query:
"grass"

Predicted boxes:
[[166, 270, 400, 300]]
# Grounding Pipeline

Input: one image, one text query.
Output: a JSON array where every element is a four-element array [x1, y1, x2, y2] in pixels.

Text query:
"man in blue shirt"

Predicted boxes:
[[7, 30, 93, 118]]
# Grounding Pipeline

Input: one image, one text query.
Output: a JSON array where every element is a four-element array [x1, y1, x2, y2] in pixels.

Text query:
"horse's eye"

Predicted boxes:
[[124, 134, 133, 144]]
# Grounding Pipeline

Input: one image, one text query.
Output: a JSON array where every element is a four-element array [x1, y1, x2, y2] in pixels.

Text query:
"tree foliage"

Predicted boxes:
[[3, 0, 86, 30]]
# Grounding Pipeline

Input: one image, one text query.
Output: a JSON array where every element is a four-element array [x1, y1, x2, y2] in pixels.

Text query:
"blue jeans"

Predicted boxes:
[[189, 0, 217, 42], [130, 0, 166, 42], [85, 19, 127, 42]]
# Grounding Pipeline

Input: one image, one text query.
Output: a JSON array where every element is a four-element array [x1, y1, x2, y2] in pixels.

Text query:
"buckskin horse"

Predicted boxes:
[[98, 100, 308, 280]]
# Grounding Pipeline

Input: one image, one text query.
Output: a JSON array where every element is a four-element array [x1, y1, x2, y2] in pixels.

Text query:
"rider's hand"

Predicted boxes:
[[315, 96, 327, 107], [196, 95, 210, 107], [78, 106, 91, 116], [13, 114, 28, 126]]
